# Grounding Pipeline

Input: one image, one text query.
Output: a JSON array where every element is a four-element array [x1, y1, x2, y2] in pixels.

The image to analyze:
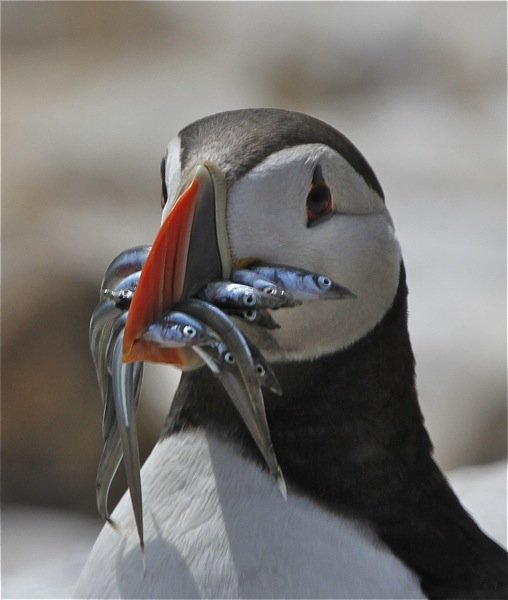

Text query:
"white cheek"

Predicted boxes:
[[228, 169, 401, 359], [267, 214, 401, 360]]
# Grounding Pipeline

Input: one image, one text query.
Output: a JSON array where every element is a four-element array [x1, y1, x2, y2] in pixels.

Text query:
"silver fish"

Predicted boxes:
[[140, 311, 216, 348], [91, 266, 144, 437], [91, 266, 143, 367], [89, 299, 120, 373], [111, 330, 144, 550], [90, 302, 123, 440], [101, 268, 144, 310], [198, 281, 287, 310], [100, 317, 142, 447], [194, 342, 277, 464], [249, 265, 356, 301], [93, 256, 363, 547], [96, 360, 143, 524], [102, 285, 136, 310], [90, 269, 142, 414], [90, 290, 144, 529], [96, 426, 122, 522], [181, 298, 286, 498], [206, 339, 282, 396], [100, 245, 151, 294], [225, 307, 281, 329], [230, 270, 297, 306], [244, 338, 283, 396]]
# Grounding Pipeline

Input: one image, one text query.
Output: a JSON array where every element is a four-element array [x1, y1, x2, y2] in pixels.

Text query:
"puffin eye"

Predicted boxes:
[[306, 165, 333, 228], [160, 156, 168, 208]]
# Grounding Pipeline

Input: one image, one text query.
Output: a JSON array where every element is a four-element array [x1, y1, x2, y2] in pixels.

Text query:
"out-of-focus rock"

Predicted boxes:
[[1, 273, 173, 514]]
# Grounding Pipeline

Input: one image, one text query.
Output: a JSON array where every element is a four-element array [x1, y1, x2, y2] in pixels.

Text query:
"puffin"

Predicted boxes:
[[76, 109, 507, 599]]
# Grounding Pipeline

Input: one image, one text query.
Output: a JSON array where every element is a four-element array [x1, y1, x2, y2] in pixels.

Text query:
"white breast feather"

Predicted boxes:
[[76, 431, 424, 599]]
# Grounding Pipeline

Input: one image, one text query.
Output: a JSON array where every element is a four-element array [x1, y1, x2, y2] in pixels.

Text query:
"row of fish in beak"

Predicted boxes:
[[89, 245, 355, 550]]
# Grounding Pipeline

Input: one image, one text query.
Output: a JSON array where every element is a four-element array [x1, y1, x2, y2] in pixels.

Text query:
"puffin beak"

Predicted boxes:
[[123, 163, 230, 368]]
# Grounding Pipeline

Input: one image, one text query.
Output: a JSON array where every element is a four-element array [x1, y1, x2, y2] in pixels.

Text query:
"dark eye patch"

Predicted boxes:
[[160, 156, 168, 208]]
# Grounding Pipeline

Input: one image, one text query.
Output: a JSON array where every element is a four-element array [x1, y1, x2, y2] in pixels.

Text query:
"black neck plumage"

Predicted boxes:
[[164, 263, 507, 599]]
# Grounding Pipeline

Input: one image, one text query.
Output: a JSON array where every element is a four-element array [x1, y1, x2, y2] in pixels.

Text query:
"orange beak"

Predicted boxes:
[[123, 163, 230, 368]]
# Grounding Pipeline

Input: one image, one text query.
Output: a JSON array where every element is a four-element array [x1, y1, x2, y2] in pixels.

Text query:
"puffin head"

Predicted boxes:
[[123, 108, 401, 366]]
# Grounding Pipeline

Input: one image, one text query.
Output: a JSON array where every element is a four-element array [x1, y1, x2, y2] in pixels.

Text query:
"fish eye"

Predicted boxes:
[[243, 309, 257, 321], [223, 351, 235, 364], [116, 289, 134, 310], [243, 293, 256, 307], [317, 276, 332, 289], [306, 165, 333, 228], [255, 363, 266, 377], [183, 325, 196, 338]]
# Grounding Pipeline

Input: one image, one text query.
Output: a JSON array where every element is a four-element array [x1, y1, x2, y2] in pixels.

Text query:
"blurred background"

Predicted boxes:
[[1, 2, 506, 597]]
